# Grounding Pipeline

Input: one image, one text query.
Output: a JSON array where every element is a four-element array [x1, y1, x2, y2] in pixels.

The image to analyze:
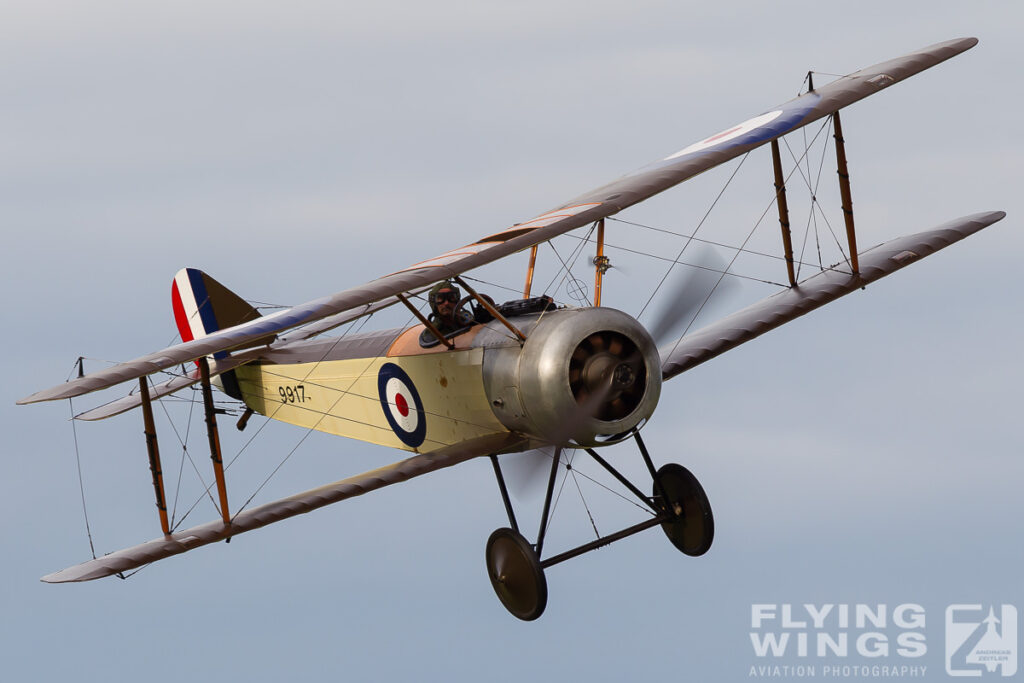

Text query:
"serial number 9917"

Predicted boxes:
[[278, 385, 307, 403]]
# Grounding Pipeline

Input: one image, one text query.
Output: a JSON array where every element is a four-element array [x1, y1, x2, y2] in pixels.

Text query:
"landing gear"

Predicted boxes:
[[484, 431, 714, 620], [485, 528, 547, 621]]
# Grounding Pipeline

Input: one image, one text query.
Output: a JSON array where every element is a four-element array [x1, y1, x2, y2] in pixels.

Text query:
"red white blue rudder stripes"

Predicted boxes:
[[171, 268, 261, 400], [171, 268, 261, 347]]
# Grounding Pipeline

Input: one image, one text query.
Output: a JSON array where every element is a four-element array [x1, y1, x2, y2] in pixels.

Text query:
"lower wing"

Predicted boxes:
[[42, 432, 525, 583], [659, 211, 1005, 380]]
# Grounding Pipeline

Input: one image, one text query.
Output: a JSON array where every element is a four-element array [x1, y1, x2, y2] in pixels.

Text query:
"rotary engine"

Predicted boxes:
[[480, 307, 661, 447]]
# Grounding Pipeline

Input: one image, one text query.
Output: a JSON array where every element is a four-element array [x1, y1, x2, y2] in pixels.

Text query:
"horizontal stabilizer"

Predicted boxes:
[[20, 38, 977, 406], [42, 432, 524, 583], [660, 211, 1006, 380]]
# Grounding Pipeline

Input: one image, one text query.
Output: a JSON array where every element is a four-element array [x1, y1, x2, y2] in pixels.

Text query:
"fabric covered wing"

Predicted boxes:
[[277, 285, 431, 344], [42, 432, 525, 582], [659, 211, 1006, 381], [20, 38, 977, 406]]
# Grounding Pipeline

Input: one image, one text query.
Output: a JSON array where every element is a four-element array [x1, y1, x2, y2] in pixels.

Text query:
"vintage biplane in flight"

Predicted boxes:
[[20, 37, 1004, 620]]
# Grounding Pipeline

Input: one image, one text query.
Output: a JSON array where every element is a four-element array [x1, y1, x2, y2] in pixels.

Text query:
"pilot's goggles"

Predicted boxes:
[[436, 290, 459, 303]]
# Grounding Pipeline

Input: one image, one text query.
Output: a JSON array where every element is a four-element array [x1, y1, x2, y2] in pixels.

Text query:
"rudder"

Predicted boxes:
[[171, 268, 260, 399]]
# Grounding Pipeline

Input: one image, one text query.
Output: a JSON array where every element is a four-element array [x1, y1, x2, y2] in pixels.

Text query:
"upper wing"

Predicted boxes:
[[19, 37, 978, 406], [42, 432, 526, 582], [659, 211, 1006, 381]]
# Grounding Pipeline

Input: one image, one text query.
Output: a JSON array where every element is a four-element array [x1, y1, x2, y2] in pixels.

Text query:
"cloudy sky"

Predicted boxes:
[[3, 2, 1021, 681]]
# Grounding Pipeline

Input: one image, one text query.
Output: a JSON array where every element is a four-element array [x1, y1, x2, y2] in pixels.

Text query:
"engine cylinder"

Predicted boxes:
[[480, 307, 661, 447]]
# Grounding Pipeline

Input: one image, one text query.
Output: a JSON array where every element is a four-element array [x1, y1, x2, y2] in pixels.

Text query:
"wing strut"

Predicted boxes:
[[139, 378, 171, 536], [522, 245, 539, 299], [396, 293, 455, 350], [594, 218, 609, 305], [833, 111, 859, 274], [455, 276, 527, 342], [770, 139, 797, 287], [198, 357, 231, 527]]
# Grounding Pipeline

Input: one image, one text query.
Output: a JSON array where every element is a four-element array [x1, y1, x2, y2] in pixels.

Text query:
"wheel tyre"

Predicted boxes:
[[485, 527, 548, 621], [654, 463, 714, 556]]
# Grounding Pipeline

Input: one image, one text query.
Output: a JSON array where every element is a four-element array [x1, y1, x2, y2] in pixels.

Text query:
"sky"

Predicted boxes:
[[3, 2, 1022, 681]]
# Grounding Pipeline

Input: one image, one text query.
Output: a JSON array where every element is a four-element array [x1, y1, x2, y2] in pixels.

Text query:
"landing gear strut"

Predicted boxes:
[[484, 431, 714, 620]]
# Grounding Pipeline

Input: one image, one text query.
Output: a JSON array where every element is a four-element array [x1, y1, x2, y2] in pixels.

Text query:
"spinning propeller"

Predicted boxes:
[[505, 247, 737, 496]]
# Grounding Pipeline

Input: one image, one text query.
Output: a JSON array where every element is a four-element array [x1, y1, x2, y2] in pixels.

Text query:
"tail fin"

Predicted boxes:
[[171, 268, 260, 400], [171, 268, 261, 345]]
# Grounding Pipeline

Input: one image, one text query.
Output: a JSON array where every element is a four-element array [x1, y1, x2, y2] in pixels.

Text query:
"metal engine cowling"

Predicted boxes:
[[480, 307, 661, 447]]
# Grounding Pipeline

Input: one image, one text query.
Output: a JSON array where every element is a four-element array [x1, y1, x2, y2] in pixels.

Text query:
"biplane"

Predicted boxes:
[[19, 37, 1005, 620]]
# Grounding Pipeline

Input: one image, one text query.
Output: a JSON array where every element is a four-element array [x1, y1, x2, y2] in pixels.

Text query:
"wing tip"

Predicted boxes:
[[972, 209, 1006, 227], [941, 36, 978, 51], [18, 383, 79, 405], [41, 563, 114, 583], [17, 391, 53, 406], [40, 570, 76, 583]]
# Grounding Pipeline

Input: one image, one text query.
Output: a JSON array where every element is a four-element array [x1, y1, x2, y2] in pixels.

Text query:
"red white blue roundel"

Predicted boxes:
[[378, 363, 426, 448]]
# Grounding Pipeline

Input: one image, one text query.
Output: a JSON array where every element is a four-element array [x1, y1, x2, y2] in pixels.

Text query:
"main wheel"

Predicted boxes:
[[653, 463, 714, 556], [485, 527, 547, 621]]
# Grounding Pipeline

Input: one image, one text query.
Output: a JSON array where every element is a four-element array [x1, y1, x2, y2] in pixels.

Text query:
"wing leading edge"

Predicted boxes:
[[20, 37, 978, 406], [659, 211, 1006, 381]]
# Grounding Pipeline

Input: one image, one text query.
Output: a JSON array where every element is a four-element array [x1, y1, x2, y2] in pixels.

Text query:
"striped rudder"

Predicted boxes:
[[171, 268, 261, 398]]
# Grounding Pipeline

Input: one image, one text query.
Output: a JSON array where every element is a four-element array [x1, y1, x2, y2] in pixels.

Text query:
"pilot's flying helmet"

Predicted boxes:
[[429, 280, 461, 310]]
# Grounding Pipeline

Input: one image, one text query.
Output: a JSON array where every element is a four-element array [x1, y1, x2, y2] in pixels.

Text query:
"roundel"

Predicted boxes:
[[377, 363, 426, 448]]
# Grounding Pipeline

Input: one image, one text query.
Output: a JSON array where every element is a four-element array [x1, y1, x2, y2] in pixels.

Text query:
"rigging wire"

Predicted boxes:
[[606, 215, 825, 272], [460, 273, 571, 309], [171, 312, 381, 530], [783, 119, 851, 270], [660, 117, 835, 364], [636, 152, 751, 321], [544, 448, 602, 541], [169, 386, 198, 527], [542, 223, 596, 304], [801, 118, 824, 269], [187, 308, 380, 524], [570, 463, 601, 540], [151, 376, 221, 517], [546, 449, 573, 533], [65, 357, 98, 560], [560, 232, 788, 288], [799, 69, 847, 93], [251, 365, 506, 438], [67, 401, 97, 560], [230, 313, 414, 520], [533, 446, 654, 517]]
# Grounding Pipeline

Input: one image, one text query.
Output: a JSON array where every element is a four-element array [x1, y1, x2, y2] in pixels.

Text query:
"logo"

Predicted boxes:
[[946, 604, 1018, 677], [377, 363, 426, 448]]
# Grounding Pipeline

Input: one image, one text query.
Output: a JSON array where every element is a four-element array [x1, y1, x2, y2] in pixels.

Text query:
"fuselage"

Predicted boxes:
[[235, 307, 661, 453]]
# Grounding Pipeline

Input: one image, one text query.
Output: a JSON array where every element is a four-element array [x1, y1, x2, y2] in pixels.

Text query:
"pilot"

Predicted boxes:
[[428, 280, 474, 337]]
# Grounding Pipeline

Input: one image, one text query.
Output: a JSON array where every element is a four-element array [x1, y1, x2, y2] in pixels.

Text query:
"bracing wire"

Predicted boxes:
[[65, 357, 98, 560], [661, 117, 835, 362], [68, 398, 97, 560], [637, 152, 751, 321]]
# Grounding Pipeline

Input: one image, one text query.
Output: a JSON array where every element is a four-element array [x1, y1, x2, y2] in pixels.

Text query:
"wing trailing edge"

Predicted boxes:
[[41, 432, 525, 583], [659, 211, 1006, 381]]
